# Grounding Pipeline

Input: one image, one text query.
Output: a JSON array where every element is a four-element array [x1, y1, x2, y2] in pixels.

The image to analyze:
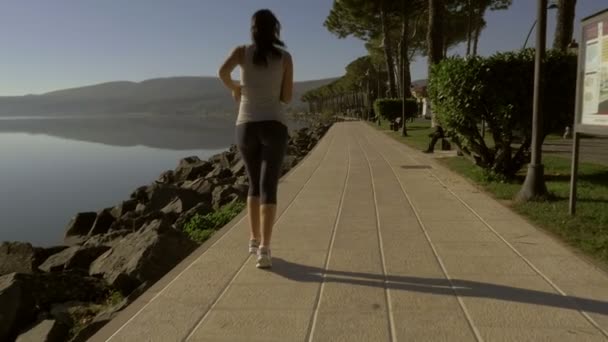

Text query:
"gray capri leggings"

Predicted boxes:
[[235, 120, 288, 204]]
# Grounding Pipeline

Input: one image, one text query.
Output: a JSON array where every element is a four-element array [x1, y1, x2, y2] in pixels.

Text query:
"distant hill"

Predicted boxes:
[[0, 76, 337, 117]]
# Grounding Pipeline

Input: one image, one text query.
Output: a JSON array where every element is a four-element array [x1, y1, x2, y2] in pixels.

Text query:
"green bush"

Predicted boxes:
[[428, 49, 576, 178], [373, 98, 418, 121], [183, 201, 245, 243]]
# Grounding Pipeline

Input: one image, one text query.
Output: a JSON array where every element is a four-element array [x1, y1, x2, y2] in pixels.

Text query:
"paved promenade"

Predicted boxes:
[[93, 122, 608, 341]]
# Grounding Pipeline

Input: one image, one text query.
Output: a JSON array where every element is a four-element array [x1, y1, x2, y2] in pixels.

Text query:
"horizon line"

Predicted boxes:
[[0, 74, 347, 97]]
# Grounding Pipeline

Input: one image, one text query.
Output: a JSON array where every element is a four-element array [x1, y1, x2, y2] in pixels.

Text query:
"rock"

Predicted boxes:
[[231, 183, 249, 199], [64, 212, 97, 245], [156, 170, 175, 184], [88, 209, 116, 236], [71, 297, 129, 340], [0, 272, 108, 341], [15, 319, 69, 342], [211, 185, 239, 210], [145, 184, 203, 213], [83, 230, 131, 248], [174, 157, 214, 182], [49, 301, 95, 326], [281, 155, 298, 175], [50, 302, 107, 342], [209, 152, 231, 169], [131, 211, 163, 232], [49, 301, 105, 336], [135, 203, 146, 213], [182, 178, 214, 195], [0, 273, 30, 341], [70, 320, 108, 342], [206, 164, 233, 180], [110, 200, 138, 219], [174, 202, 214, 230], [161, 197, 189, 215], [89, 220, 197, 294], [130, 186, 149, 203], [235, 175, 249, 186], [39, 246, 110, 273], [34, 246, 69, 270], [1, 242, 40, 276], [108, 216, 136, 232], [230, 158, 246, 177]]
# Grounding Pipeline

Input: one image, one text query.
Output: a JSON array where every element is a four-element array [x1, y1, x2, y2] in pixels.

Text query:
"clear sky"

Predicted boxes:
[[1, 0, 606, 96]]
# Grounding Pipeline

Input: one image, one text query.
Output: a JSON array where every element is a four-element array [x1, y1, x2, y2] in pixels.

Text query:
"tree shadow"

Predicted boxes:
[[268, 258, 608, 316], [511, 171, 608, 188]]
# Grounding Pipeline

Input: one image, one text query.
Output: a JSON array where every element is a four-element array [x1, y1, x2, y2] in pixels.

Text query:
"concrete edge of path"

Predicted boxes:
[[91, 124, 334, 342]]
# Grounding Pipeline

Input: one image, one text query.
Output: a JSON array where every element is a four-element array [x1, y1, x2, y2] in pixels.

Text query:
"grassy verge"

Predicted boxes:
[[372, 118, 434, 151], [183, 201, 246, 243], [371, 120, 608, 265]]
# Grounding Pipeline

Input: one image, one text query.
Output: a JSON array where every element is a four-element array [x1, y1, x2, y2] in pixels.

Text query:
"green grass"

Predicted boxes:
[[371, 118, 497, 151], [372, 118, 434, 151], [184, 201, 246, 243], [440, 156, 608, 265], [105, 290, 125, 307]]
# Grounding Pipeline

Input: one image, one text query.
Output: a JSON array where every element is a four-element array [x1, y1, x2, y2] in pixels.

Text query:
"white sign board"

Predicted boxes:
[[581, 16, 608, 127]]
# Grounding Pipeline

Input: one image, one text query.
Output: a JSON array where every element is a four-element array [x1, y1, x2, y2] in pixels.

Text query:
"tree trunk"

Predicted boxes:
[[553, 0, 577, 51], [380, 0, 398, 98], [400, 21, 412, 93], [401, 13, 411, 137], [472, 6, 482, 56], [466, 0, 473, 56], [427, 0, 445, 75]]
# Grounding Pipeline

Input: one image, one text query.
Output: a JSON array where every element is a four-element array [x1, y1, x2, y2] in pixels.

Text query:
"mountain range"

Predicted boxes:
[[0, 77, 337, 117]]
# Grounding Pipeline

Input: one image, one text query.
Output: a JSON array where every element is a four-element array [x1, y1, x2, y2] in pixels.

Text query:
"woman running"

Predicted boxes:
[[218, 9, 293, 268]]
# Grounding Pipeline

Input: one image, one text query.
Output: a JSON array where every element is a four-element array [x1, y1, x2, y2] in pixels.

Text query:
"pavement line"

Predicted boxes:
[[105, 126, 336, 342], [356, 127, 397, 342], [427, 168, 608, 338], [306, 131, 351, 342], [361, 125, 484, 342], [371, 123, 608, 338], [183, 128, 340, 341]]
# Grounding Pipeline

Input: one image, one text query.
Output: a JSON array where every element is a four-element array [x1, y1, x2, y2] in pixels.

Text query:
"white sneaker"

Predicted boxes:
[[248, 239, 259, 254], [256, 247, 272, 269]]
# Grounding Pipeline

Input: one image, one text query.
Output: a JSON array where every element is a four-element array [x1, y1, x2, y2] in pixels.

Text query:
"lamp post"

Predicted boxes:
[[523, 1, 558, 49], [517, 0, 550, 201]]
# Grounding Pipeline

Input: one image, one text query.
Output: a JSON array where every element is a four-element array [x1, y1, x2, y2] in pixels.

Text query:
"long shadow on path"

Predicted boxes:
[[269, 258, 608, 316]]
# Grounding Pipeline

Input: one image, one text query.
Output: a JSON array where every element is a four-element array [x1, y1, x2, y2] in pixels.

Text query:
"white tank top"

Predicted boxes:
[[237, 44, 287, 125]]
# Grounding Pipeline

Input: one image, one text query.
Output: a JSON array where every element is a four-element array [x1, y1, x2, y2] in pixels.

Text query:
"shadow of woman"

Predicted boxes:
[[269, 258, 608, 316]]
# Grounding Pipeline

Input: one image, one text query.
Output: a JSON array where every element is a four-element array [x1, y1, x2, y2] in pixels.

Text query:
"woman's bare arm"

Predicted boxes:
[[218, 46, 244, 92], [280, 52, 293, 104]]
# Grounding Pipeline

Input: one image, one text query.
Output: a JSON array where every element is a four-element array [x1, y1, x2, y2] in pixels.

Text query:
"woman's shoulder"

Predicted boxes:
[[277, 48, 292, 63]]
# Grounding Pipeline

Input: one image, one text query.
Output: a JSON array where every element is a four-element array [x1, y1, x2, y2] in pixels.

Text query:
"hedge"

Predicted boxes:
[[373, 98, 418, 122], [428, 49, 577, 178]]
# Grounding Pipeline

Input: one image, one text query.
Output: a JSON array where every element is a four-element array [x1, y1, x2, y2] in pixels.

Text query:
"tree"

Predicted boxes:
[[553, 0, 577, 51], [456, 0, 511, 57], [427, 0, 446, 74], [325, 0, 399, 98]]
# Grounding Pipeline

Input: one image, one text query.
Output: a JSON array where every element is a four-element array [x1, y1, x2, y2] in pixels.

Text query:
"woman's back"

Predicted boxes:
[[237, 45, 287, 125]]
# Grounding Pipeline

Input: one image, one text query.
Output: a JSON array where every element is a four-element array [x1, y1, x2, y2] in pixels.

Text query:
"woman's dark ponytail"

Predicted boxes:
[[251, 9, 286, 67]]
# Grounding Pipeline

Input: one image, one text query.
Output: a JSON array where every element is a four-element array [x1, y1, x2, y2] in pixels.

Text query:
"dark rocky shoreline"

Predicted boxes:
[[0, 122, 331, 342]]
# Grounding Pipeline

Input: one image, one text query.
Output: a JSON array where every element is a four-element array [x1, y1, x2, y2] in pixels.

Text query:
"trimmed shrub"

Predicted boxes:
[[428, 49, 576, 178], [373, 98, 418, 121]]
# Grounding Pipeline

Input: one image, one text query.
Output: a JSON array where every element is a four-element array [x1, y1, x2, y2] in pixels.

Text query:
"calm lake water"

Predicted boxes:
[[0, 115, 237, 246]]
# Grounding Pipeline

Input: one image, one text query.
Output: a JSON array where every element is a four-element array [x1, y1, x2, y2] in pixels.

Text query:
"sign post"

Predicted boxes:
[[569, 8, 608, 215]]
